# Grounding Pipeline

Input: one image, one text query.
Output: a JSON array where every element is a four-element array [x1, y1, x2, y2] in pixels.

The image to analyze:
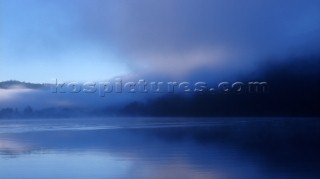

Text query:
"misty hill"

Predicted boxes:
[[0, 80, 45, 89]]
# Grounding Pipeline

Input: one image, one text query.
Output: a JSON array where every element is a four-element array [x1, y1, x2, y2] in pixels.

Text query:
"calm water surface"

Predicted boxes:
[[0, 117, 319, 179]]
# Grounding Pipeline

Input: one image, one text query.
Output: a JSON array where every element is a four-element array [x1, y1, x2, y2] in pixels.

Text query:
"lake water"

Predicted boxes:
[[0, 117, 319, 179]]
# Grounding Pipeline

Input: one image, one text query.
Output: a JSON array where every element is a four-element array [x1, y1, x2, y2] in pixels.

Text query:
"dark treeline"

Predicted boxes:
[[0, 104, 120, 119], [121, 56, 320, 117], [0, 106, 98, 119]]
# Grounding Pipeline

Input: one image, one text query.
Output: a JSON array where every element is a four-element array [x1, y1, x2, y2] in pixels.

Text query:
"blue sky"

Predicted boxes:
[[1, 0, 320, 83]]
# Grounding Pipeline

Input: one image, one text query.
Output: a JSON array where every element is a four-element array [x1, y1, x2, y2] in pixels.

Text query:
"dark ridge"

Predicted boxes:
[[120, 56, 320, 117]]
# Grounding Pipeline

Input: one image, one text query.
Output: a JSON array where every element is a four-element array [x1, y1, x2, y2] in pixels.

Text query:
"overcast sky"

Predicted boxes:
[[1, 0, 320, 82]]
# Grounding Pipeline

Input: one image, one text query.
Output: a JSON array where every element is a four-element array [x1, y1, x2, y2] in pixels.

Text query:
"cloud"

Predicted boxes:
[[128, 47, 230, 77], [2, 0, 320, 81], [75, 0, 320, 78]]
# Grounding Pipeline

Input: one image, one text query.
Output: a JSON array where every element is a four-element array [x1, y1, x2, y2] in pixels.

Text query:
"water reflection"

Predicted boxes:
[[0, 118, 319, 179]]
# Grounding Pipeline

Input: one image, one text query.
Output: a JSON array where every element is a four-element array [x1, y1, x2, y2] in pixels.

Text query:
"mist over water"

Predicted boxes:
[[1, 117, 319, 179]]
